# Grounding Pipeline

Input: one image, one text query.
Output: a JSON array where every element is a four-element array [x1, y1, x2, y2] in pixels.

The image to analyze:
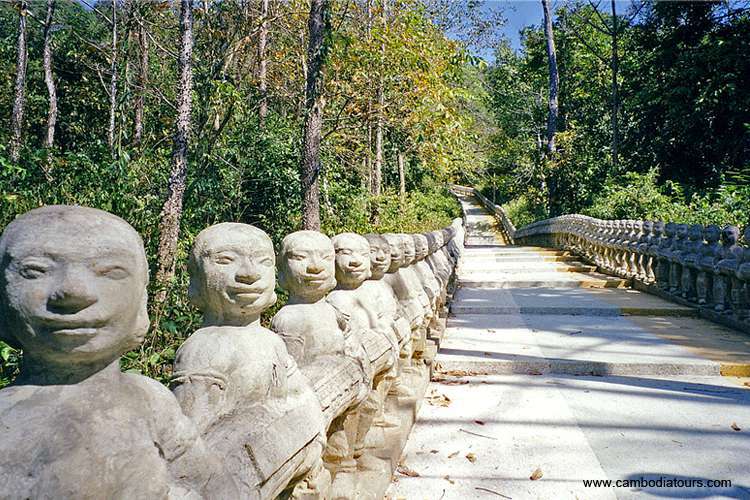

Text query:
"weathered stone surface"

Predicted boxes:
[[0, 206, 237, 499], [172, 223, 327, 499]]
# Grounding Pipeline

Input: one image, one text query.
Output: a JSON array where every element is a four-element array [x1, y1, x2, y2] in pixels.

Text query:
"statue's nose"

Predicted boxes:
[[235, 260, 261, 284], [48, 271, 98, 314]]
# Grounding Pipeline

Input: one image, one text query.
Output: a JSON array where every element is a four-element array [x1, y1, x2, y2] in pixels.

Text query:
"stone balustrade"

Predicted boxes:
[[0, 205, 464, 499], [513, 213, 750, 331]]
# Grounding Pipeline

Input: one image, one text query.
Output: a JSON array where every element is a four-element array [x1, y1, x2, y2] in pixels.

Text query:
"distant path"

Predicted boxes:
[[387, 195, 750, 500]]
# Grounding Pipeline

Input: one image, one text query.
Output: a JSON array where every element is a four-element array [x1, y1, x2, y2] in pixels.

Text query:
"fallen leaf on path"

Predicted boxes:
[[528, 370, 543, 376], [568, 330, 582, 335], [396, 463, 420, 477], [443, 475, 455, 484], [430, 449, 439, 454], [474, 420, 485, 425], [530, 467, 543, 481], [465, 452, 477, 463], [426, 390, 452, 407], [448, 451, 459, 458], [731, 422, 742, 431]]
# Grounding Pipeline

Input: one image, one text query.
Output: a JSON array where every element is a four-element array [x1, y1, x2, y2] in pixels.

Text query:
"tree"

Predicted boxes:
[[133, 4, 149, 147], [42, 0, 58, 151], [300, 0, 329, 230], [155, 0, 194, 304], [107, 0, 118, 151], [541, 0, 559, 155], [10, 0, 28, 163], [257, 0, 269, 128]]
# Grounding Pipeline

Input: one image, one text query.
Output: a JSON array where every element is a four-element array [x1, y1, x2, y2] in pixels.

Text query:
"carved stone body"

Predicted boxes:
[[0, 206, 236, 499]]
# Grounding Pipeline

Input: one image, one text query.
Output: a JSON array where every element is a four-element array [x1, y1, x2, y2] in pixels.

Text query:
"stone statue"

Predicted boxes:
[[172, 223, 328, 499], [0, 206, 237, 499], [271, 230, 371, 494], [362, 233, 415, 398], [656, 222, 677, 290], [645, 221, 665, 283], [327, 233, 400, 471], [713, 225, 743, 313], [680, 224, 704, 300], [697, 225, 721, 306], [669, 223, 689, 294]]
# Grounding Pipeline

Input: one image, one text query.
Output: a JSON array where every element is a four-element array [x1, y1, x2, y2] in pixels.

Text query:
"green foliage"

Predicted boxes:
[[584, 169, 750, 227]]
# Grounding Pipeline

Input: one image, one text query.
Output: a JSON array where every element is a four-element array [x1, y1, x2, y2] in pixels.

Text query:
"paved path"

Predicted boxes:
[[387, 195, 750, 500]]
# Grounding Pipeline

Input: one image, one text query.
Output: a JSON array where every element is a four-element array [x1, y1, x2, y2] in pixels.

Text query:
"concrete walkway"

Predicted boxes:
[[387, 195, 750, 500]]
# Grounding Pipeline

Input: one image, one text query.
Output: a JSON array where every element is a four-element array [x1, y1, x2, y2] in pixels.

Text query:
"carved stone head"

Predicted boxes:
[[188, 223, 276, 326], [424, 232, 438, 254], [400, 234, 416, 265], [664, 222, 677, 238], [688, 224, 703, 242], [675, 224, 689, 240], [363, 234, 391, 280], [382, 234, 404, 273], [642, 220, 653, 235], [432, 231, 445, 249], [412, 234, 429, 261], [653, 221, 665, 236], [332, 233, 371, 290], [721, 225, 739, 247], [743, 226, 750, 246], [278, 230, 336, 302], [704, 225, 720, 244], [0, 206, 149, 370]]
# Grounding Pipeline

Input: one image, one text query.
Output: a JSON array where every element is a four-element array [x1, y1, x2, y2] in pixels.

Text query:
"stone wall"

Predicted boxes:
[[0, 205, 464, 499]]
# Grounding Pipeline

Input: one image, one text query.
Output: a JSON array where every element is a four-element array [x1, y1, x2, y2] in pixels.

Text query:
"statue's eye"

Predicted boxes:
[[19, 263, 49, 279], [290, 253, 305, 261], [213, 254, 234, 265], [259, 257, 273, 266], [97, 265, 130, 280]]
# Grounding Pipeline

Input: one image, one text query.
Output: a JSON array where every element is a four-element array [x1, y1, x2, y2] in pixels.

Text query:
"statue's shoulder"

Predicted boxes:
[[271, 305, 308, 330]]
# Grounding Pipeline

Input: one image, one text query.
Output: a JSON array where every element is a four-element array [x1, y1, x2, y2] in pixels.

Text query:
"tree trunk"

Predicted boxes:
[[42, 0, 57, 150], [10, 1, 28, 163], [398, 151, 405, 198], [610, 0, 619, 171], [541, 0, 559, 156], [300, 0, 328, 231], [155, 0, 193, 304], [371, 0, 387, 198], [134, 15, 148, 147], [258, 0, 269, 128], [107, 0, 118, 152]]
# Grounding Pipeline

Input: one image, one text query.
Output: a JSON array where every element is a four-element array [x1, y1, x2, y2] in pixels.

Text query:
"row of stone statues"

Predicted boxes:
[[0, 205, 464, 499], [514, 216, 750, 321]]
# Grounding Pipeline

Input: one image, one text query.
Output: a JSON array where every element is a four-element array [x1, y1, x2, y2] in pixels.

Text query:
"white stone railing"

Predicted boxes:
[[515, 215, 750, 332], [0, 205, 465, 500]]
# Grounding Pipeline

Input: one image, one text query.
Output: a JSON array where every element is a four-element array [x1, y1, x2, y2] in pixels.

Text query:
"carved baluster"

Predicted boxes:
[[669, 224, 688, 295], [656, 222, 676, 290], [697, 225, 720, 306], [713, 225, 742, 313], [680, 224, 704, 301], [646, 221, 664, 284]]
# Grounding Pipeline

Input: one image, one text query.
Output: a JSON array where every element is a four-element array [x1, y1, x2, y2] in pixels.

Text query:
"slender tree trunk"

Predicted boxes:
[[10, 1, 28, 163], [541, 0, 560, 216], [372, 0, 387, 198], [258, 0, 269, 128], [42, 0, 57, 150], [398, 151, 405, 198], [541, 0, 559, 155], [155, 0, 193, 303], [300, 0, 328, 230], [107, 0, 118, 151], [610, 0, 619, 171], [134, 18, 148, 147]]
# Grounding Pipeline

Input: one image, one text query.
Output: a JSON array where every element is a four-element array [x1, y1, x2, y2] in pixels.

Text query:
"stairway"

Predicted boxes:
[[386, 195, 750, 500]]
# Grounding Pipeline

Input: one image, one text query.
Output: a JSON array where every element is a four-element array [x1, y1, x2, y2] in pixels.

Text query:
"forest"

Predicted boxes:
[[1, 0, 748, 386]]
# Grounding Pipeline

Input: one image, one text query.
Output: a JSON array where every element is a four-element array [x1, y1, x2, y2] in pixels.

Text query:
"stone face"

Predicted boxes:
[[0, 206, 236, 499], [172, 223, 327, 499]]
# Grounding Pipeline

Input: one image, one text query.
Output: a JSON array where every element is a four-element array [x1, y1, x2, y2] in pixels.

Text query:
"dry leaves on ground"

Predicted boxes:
[[465, 452, 477, 463], [426, 390, 452, 407], [443, 475, 455, 484], [448, 451, 460, 458], [530, 467, 543, 480], [396, 463, 421, 477], [731, 422, 742, 431]]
